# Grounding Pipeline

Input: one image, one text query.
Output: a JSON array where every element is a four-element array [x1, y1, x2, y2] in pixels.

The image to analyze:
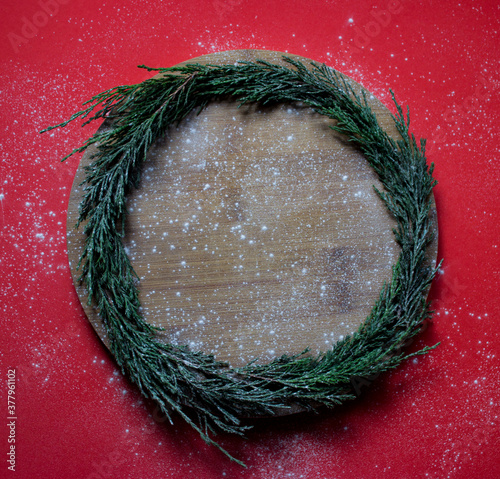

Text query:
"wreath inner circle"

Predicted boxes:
[[110, 98, 402, 369], [54, 51, 439, 463]]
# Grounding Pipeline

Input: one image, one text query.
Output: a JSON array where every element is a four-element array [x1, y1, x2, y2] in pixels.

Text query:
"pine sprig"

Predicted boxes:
[[43, 57, 439, 465]]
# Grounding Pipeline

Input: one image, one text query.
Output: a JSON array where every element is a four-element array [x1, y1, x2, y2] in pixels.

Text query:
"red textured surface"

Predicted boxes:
[[1, 1, 499, 478]]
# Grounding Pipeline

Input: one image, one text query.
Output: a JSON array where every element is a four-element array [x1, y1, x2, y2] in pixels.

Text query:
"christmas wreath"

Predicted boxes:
[[43, 56, 439, 464]]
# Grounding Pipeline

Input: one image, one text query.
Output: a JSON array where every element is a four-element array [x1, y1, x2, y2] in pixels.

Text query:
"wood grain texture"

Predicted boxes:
[[67, 50, 438, 372]]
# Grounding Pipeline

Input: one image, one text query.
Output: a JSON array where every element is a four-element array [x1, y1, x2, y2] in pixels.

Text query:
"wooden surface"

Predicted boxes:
[[67, 50, 438, 372]]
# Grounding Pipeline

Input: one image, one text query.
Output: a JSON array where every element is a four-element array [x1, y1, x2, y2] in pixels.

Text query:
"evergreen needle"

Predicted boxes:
[[42, 57, 439, 465]]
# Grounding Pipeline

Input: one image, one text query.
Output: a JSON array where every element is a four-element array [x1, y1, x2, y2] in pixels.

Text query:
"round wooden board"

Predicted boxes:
[[67, 50, 438, 381]]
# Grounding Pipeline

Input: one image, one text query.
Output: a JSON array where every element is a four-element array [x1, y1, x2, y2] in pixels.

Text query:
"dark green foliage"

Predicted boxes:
[[42, 57, 440, 465]]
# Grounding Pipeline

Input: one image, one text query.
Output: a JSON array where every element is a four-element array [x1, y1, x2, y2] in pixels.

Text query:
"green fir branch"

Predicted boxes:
[[42, 57, 439, 465]]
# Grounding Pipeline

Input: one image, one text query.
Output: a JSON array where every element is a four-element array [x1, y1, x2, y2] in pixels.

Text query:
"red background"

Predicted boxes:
[[1, 0, 499, 478]]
